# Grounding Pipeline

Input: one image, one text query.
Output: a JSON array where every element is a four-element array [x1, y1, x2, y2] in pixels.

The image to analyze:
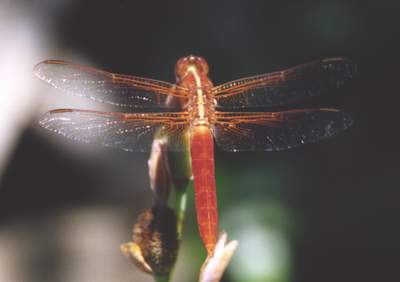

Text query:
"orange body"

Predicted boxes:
[[176, 56, 218, 256], [190, 126, 218, 255]]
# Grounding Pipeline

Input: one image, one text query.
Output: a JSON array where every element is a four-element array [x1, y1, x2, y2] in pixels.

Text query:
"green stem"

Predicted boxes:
[[167, 133, 192, 239], [175, 189, 188, 239], [154, 274, 171, 282]]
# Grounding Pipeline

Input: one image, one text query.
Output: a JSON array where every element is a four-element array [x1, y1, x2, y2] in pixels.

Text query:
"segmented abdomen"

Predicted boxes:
[[190, 125, 218, 256]]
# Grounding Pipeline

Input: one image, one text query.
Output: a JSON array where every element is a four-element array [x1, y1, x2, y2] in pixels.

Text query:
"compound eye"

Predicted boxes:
[[197, 58, 209, 75], [175, 57, 189, 77]]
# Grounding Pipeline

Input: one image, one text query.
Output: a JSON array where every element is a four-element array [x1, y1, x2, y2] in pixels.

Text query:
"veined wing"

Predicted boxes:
[[39, 109, 190, 152], [34, 60, 189, 109], [213, 58, 356, 109], [213, 109, 352, 151]]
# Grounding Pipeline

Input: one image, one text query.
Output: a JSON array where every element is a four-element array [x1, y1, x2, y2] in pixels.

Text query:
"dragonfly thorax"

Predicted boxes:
[[175, 56, 215, 126], [188, 92, 216, 126]]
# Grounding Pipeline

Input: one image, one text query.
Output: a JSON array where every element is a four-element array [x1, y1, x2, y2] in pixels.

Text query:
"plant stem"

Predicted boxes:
[[167, 133, 192, 239], [154, 274, 171, 282], [175, 189, 188, 238]]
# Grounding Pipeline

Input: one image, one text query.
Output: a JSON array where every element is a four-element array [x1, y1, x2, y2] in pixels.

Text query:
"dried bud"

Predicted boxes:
[[148, 139, 171, 201], [199, 233, 238, 282], [121, 204, 179, 276], [120, 242, 153, 274]]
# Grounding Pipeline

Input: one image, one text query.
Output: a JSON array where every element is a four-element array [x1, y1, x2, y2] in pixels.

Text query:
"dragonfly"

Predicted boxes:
[[34, 55, 355, 256]]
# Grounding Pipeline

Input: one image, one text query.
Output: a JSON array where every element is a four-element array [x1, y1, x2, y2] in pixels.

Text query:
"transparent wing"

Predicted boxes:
[[213, 109, 352, 151], [34, 60, 189, 109], [39, 109, 190, 152], [213, 58, 356, 109]]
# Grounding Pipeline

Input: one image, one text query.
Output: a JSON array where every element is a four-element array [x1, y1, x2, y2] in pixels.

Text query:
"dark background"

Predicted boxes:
[[1, 0, 399, 281]]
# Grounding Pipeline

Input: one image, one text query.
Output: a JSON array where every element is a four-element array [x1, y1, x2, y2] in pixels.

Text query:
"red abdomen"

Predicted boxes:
[[190, 125, 218, 256]]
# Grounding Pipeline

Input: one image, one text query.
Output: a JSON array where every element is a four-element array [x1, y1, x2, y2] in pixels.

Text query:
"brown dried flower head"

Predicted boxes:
[[121, 204, 179, 276]]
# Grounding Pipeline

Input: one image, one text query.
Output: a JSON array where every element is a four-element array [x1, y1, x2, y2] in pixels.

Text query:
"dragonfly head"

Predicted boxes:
[[175, 55, 209, 81]]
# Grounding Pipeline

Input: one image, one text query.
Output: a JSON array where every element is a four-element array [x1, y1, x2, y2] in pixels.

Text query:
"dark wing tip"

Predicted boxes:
[[39, 109, 79, 130], [314, 108, 353, 130], [38, 111, 54, 128], [33, 60, 69, 80], [322, 57, 349, 63], [49, 108, 75, 114], [321, 57, 357, 86], [316, 109, 353, 143], [33, 61, 46, 80], [341, 110, 354, 129]]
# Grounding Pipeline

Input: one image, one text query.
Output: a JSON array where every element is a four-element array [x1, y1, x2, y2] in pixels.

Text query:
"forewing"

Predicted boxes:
[[39, 109, 189, 152], [213, 109, 352, 151], [214, 58, 356, 109], [34, 60, 189, 109]]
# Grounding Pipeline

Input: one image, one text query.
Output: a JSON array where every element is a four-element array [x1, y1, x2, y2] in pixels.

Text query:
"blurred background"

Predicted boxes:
[[0, 0, 399, 281]]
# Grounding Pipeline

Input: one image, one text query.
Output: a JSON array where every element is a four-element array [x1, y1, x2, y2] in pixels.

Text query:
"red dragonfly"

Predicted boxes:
[[34, 55, 354, 256]]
